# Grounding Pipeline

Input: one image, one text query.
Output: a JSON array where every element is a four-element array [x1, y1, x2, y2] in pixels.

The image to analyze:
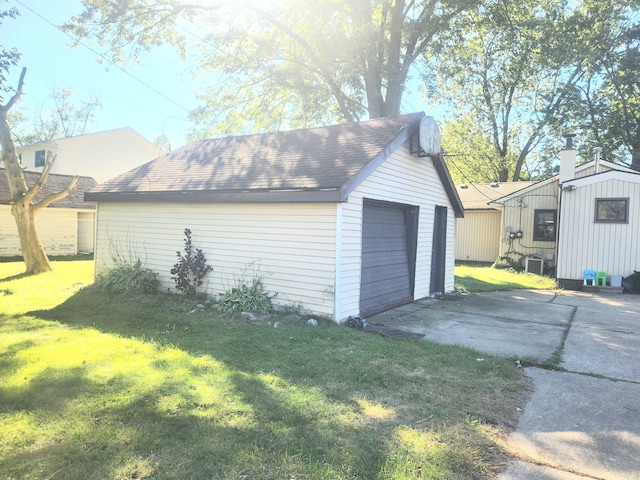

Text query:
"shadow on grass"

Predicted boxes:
[[0, 319, 386, 478], [4, 286, 527, 479]]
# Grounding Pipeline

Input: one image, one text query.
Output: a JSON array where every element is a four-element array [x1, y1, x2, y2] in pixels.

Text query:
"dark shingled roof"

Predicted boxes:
[[0, 169, 97, 209], [86, 113, 464, 217]]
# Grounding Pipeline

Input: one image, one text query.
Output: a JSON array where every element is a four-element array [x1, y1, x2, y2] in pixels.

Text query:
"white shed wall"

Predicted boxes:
[[94, 202, 338, 316], [0, 206, 90, 256], [336, 145, 457, 320], [455, 210, 501, 263], [557, 178, 640, 280]]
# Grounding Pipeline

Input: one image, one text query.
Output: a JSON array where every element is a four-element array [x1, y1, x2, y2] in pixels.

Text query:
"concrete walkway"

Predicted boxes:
[[367, 290, 640, 479]]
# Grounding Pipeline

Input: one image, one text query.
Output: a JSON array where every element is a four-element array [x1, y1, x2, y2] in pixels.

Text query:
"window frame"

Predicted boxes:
[[34, 149, 47, 168], [594, 197, 629, 224], [533, 209, 557, 242]]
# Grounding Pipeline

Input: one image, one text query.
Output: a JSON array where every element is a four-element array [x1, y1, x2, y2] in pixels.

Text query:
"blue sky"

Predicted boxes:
[[5, 0, 430, 150], [5, 0, 196, 148]]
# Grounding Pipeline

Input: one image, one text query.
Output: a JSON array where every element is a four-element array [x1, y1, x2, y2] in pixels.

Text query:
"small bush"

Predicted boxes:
[[98, 259, 159, 294], [170, 228, 213, 296], [217, 278, 273, 314]]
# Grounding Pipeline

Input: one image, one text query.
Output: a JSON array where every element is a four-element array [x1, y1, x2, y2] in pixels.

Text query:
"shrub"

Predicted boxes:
[[217, 278, 273, 314], [98, 259, 159, 294], [170, 228, 213, 296]]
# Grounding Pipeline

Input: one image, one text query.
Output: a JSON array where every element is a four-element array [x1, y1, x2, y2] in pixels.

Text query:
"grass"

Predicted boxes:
[[454, 264, 558, 293], [0, 261, 532, 479]]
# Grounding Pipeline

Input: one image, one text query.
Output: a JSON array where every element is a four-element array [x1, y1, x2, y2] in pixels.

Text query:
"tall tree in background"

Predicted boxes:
[[567, 0, 640, 169], [9, 86, 102, 145], [430, 0, 581, 182], [64, 0, 479, 136], [1, 7, 79, 274]]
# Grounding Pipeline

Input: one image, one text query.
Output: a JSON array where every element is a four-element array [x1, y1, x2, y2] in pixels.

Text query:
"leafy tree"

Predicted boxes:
[[566, 0, 640, 169], [9, 86, 102, 146], [431, 0, 582, 182], [63, 0, 479, 136]]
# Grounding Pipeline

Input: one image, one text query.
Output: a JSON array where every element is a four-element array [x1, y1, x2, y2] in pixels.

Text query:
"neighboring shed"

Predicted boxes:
[[455, 182, 533, 263], [87, 113, 464, 321], [557, 169, 640, 289], [489, 159, 637, 273], [0, 169, 97, 256]]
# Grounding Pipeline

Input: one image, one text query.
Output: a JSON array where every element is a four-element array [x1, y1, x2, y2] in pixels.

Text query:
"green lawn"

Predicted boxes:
[[0, 261, 532, 479], [455, 264, 558, 293]]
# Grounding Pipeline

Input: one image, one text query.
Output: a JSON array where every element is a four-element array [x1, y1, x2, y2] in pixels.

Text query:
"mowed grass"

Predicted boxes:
[[0, 261, 531, 479], [455, 264, 558, 292]]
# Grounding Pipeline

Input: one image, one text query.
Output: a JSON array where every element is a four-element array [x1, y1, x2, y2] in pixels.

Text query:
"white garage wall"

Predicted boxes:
[[336, 144, 457, 320], [94, 202, 338, 316]]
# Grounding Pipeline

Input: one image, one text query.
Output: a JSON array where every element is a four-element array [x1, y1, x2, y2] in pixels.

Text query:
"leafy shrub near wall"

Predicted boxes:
[[217, 278, 274, 314], [170, 228, 213, 296], [98, 259, 159, 294]]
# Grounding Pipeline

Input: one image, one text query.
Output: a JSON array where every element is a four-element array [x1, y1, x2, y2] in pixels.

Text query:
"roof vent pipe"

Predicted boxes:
[[559, 133, 577, 184], [593, 147, 603, 173]]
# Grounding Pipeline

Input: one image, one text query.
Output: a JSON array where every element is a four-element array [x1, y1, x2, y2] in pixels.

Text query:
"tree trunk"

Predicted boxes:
[[11, 200, 52, 274], [1, 67, 74, 275]]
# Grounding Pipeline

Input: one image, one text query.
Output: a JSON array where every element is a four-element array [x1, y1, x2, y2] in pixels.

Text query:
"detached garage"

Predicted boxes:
[[86, 113, 463, 321]]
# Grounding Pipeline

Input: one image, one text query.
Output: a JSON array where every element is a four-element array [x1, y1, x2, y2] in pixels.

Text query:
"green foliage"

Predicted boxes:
[[170, 228, 213, 296], [217, 278, 273, 314], [455, 263, 557, 292], [98, 258, 159, 294], [63, 0, 480, 136]]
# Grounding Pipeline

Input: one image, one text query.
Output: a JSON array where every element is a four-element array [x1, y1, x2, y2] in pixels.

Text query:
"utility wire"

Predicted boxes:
[[15, 0, 190, 113]]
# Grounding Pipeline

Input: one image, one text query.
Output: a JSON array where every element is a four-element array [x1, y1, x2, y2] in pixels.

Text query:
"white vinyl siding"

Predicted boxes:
[[557, 177, 640, 280], [337, 144, 457, 319], [0, 206, 89, 256], [455, 210, 501, 263], [94, 202, 338, 316]]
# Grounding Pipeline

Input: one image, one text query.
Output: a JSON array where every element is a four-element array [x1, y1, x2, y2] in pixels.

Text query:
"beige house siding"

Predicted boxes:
[[557, 176, 640, 281], [94, 202, 338, 316], [0, 206, 92, 256], [498, 180, 559, 263], [455, 210, 501, 263], [336, 144, 457, 319]]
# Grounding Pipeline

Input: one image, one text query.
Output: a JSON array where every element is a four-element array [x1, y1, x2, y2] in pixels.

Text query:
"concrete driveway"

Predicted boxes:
[[367, 290, 640, 479]]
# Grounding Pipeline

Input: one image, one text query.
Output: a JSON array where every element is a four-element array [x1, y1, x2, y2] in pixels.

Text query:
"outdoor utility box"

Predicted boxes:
[[610, 275, 623, 287]]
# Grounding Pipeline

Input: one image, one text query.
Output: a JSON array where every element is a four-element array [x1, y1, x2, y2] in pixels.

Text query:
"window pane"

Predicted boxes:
[[35, 150, 46, 167], [533, 210, 556, 241], [595, 199, 628, 223]]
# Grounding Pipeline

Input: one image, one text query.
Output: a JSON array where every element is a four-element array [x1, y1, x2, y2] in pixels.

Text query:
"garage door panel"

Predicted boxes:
[[360, 201, 417, 317], [361, 252, 408, 268]]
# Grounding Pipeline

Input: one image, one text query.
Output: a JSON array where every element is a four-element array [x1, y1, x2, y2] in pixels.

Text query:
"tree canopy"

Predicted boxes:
[[64, 0, 480, 136]]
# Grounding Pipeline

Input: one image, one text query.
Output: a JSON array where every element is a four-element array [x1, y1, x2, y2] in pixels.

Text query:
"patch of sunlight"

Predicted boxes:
[[356, 399, 396, 420]]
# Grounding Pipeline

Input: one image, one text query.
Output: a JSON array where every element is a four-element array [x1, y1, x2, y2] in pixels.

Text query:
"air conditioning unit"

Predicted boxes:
[[525, 257, 544, 275]]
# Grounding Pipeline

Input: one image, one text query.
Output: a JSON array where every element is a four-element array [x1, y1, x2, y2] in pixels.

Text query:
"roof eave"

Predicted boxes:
[[85, 188, 344, 203]]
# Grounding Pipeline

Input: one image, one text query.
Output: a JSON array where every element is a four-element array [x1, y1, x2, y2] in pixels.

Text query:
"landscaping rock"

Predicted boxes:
[[306, 318, 318, 327]]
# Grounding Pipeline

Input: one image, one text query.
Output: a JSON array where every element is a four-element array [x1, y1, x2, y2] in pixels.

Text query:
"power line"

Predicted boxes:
[[14, 0, 190, 113]]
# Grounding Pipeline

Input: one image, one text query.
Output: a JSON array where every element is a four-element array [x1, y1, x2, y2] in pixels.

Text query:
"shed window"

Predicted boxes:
[[595, 198, 628, 223], [533, 209, 556, 241], [35, 150, 47, 167]]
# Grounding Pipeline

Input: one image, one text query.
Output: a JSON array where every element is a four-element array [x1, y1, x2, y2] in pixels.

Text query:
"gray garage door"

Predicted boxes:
[[360, 200, 418, 317]]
